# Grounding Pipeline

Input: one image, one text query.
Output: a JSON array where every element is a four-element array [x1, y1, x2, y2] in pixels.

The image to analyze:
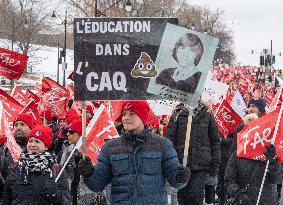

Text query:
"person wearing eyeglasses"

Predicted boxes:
[[59, 118, 105, 205]]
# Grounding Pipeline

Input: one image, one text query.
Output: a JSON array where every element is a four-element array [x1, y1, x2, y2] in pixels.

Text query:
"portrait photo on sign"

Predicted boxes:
[[147, 23, 219, 108]]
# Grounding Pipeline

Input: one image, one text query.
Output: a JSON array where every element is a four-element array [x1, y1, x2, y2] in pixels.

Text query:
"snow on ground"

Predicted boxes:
[[0, 38, 74, 86]]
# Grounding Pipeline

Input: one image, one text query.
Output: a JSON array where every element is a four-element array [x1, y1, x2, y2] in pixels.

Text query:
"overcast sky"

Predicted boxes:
[[186, 0, 283, 68]]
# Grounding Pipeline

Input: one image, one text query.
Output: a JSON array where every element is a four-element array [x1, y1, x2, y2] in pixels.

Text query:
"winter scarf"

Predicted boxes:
[[18, 152, 57, 179]]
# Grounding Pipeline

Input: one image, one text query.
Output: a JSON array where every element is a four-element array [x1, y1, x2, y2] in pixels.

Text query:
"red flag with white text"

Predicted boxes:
[[41, 77, 67, 118], [103, 101, 124, 121], [11, 86, 29, 107], [0, 47, 29, 79], [237, 107, 283, 163], [214, 100, 243, 138], [0, 89, 24, 134], [1, 101, 22, 162], [77, 104, 119, 164]]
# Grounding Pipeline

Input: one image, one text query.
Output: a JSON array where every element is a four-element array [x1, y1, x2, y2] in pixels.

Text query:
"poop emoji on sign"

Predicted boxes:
[[131, 52, 157, 78]]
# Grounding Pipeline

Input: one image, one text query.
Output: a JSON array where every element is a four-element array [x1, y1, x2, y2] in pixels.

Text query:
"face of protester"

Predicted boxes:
[[13, 121, 30, 138], [27, 137, 48, 153], [67, 130, 80, 145], [59, 120, 66, 129], [247, 104, 261, 116], [122, 110, 144, 134], [177, 47, 197, 68]]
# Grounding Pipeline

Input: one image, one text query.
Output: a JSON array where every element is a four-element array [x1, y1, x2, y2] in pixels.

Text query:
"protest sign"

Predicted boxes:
[[202, 78, 229, 105], [147, 23, 219, 108], [74, 17, 178, 101]]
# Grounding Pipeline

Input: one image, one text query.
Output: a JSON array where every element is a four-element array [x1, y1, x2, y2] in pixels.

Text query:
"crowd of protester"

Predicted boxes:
[[0, 90, 282, 205]]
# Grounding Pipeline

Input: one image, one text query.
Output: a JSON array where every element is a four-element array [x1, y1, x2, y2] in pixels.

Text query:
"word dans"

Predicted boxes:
[[96, 44, 129, 56]]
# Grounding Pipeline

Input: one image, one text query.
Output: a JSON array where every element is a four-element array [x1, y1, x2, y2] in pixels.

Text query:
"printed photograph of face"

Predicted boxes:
[[155, 32, 204, 94], [173, 33, 203, 68], [147, 23, 219, 108]]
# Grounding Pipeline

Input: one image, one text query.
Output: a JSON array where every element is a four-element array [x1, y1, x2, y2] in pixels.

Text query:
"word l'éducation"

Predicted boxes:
[[76, 20, 151, 34]]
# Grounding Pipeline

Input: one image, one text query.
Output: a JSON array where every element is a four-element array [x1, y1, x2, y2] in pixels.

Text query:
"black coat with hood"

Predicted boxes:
[[166, 104, 221, 174]]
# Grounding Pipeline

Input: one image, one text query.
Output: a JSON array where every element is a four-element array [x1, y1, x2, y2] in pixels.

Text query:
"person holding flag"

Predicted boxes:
[[0, 125, 71, 204], [225, 103, 282, 204], [0, 113, 35, 198], [225, 145, 281, 204], [78, 100, 190, 205], [59, 118, 105, 205]]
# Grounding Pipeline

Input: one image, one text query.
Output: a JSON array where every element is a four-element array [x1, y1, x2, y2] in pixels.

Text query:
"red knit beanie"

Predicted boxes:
[[13, 113, 35, 129], [65, 109, 80, 125], [68, 118, 90, 136], [121, 101, 150, 125], [28, 125, 52, 149], [40, 110, 52, 122]]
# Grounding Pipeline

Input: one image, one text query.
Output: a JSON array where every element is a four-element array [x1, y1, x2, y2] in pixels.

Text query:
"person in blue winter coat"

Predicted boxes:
[[78, 100, 191, 205]]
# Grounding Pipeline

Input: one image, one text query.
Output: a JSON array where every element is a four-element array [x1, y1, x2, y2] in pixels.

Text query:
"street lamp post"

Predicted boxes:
[[52, 10, 67, 87], [57, 41, 60, 83], [63, 10, 67, 87]]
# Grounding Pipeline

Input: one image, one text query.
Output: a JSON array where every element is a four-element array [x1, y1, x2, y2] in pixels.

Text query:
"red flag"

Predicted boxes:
[[3, 108, 22, 162], [26, 89, 41, 103], [78, 104, 119, 164], [21, 100, 42, 125], [214, 100, 243, 138], [267, 88, 282, 113], [103, 101, 124, 121], [237, 107, 283, 163], [11, 86, 29, 107], [41, 77, 67, 118], [34, 82, 42, 95], [0, 89, 24, 134], [0, 47, 29, 79]]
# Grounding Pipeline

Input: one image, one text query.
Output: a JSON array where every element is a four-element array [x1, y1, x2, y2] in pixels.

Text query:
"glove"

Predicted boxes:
[[78, 156, 94, 177], [264, 144, 275, 161], [42, 180, 58, 198], [176, 166, 191, 183], [229, 184, 240, 197]]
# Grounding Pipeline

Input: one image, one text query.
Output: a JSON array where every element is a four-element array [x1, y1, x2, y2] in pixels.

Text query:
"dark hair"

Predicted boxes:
[[172, 33, 204, 66], [67, 99, 73, 109]]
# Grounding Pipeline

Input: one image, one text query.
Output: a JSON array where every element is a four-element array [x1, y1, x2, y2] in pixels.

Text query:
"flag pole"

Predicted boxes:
[[82, 101, 86, 159], [256, 101, 283, 205], [182, 108, 193, 167]]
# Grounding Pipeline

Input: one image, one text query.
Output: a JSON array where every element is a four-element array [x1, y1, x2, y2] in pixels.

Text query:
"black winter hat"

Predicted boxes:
[[248, 98, 266, 114]]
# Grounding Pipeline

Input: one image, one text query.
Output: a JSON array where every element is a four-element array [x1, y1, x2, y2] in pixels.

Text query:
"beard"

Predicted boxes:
[[14, 130, 27, 139]]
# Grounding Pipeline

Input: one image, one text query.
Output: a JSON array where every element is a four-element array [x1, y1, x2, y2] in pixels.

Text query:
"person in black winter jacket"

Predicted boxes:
[[0, 113, 35, 199], [0, 125, 71, 205], [218, 112, 259, 204], [59, 118, 103, 205], [166, 101, 221, 205], [225, 145, 282, 205]]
